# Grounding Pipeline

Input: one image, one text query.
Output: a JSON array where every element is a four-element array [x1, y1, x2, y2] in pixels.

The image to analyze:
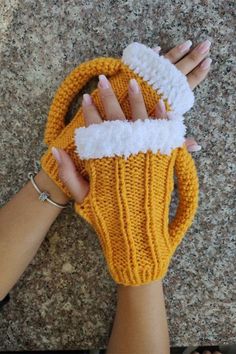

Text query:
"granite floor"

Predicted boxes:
[[0, 0, 235, 351], [3, 345, 236, 354]]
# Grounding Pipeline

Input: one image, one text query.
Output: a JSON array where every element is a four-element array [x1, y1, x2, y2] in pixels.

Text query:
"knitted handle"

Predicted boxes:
[[169, 147, 199, 247], [44, 57, 122, 145]]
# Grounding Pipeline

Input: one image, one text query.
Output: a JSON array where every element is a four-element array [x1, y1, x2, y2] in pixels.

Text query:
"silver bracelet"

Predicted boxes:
[[28, 172, 69, 209]]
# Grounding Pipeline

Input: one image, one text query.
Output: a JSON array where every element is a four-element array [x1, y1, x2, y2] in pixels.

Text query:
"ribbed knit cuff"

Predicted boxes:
[[110, 259, 174, 285]]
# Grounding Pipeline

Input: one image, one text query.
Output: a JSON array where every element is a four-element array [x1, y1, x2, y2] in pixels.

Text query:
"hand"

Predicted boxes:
[[152, 38, 212, 90], [153, 39, 211, 153], [51, 94, 173, 203], [51, 38, 211, 202]]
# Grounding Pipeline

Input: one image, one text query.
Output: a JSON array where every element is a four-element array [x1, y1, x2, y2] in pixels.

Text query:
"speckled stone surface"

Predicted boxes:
[[1, 0, 235, 350]]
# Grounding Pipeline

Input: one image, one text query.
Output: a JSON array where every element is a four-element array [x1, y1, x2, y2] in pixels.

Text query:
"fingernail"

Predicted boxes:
[[98, 74, 110, 89], [197, 39, 211, 54], [82, 93, 92, 106], [153, 46, 161, 53], [200, 57, 212, 69], [159, 99, 166, 112], [178, 40, 192, 53], [129, 78, 140, 94], [51, 147, 62, 164], [188, 144, 202, 152]]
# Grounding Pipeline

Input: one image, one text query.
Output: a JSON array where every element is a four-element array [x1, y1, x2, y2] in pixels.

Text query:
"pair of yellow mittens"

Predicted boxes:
[[41, 42, 199, 286]]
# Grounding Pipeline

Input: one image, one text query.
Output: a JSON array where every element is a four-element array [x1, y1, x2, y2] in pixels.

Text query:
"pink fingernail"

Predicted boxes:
[[159, 99, 166, 112], [200, 57, 212, 69], [153, 46, 161, 53], [188, 144, 202, 152], [98, 74, 110, 89], [52, 147, 62, 164], [178, 40, 192, 53], [129, 79, 140, 94], [82, 93, 92, 106], [197, 39, 211, 54]]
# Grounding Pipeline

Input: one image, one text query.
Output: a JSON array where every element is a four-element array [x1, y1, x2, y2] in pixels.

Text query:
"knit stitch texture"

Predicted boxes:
[[40, 42, 199, 285]]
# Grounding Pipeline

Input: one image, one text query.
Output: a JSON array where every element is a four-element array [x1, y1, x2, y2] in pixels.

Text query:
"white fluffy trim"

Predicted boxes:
[[74, 118, 186, 160], [122, 42, 194, 115]]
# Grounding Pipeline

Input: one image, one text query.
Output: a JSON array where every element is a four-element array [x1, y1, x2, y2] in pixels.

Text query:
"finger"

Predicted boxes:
[[163, 39, 193, 64], [175, 39, 212, 75], [128, 79, 149, 121], [185, 137, 201, 152], [154, 98, 168, 119], [82, 94, 102, 127], [187, 57, 212, 89], [152, 45, 161, 53], [51, 147, 89, 204], [98, 74, 126, 121]]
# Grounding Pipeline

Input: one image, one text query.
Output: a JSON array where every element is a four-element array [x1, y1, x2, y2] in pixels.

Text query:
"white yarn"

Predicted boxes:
[[74, 118, 186, 160], [121, 42, 194, 115]]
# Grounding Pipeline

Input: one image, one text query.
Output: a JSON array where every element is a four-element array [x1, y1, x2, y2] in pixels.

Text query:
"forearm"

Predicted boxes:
[[107, 280, 170, 354], [0, 169, 69, 300]]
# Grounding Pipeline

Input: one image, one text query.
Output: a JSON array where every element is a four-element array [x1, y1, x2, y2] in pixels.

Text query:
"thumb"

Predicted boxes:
[[185, 137, 201, 153], [51, 147, 89, 204]]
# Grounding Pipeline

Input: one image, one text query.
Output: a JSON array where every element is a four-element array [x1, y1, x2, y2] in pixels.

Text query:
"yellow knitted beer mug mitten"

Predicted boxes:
[[73, 118, 198, 286], [40, 42, 199, 285]]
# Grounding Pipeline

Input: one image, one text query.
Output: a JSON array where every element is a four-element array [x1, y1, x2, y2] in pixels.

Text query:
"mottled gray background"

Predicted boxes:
[[0, 0, 235, 351]]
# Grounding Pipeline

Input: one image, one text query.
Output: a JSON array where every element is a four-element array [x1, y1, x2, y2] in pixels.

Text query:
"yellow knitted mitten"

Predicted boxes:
[[74, 119, 198, 286], [40, 42, 199, 285]]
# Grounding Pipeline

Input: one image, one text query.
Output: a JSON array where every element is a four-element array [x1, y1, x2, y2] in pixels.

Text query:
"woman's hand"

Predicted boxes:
[[52, 39, 211, 203], [152, 38, 212, 89]]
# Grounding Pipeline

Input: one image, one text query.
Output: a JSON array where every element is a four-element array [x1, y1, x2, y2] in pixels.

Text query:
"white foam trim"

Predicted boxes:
[[74, 117, 186, 160], [121, 42, 194, 115]]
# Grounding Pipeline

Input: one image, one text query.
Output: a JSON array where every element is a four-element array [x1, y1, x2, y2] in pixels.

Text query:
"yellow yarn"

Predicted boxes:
[[41, 54, 199, 286]]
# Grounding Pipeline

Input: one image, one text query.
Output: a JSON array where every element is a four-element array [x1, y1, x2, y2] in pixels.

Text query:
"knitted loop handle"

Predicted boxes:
[[169, 147, 199, 246], [44, 57, 122, 145]]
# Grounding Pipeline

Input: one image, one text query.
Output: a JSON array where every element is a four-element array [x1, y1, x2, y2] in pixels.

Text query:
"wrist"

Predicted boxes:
[[117, 280, 163, 301], [116, 280, 165, 319], [33, 169, 70, 205]]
